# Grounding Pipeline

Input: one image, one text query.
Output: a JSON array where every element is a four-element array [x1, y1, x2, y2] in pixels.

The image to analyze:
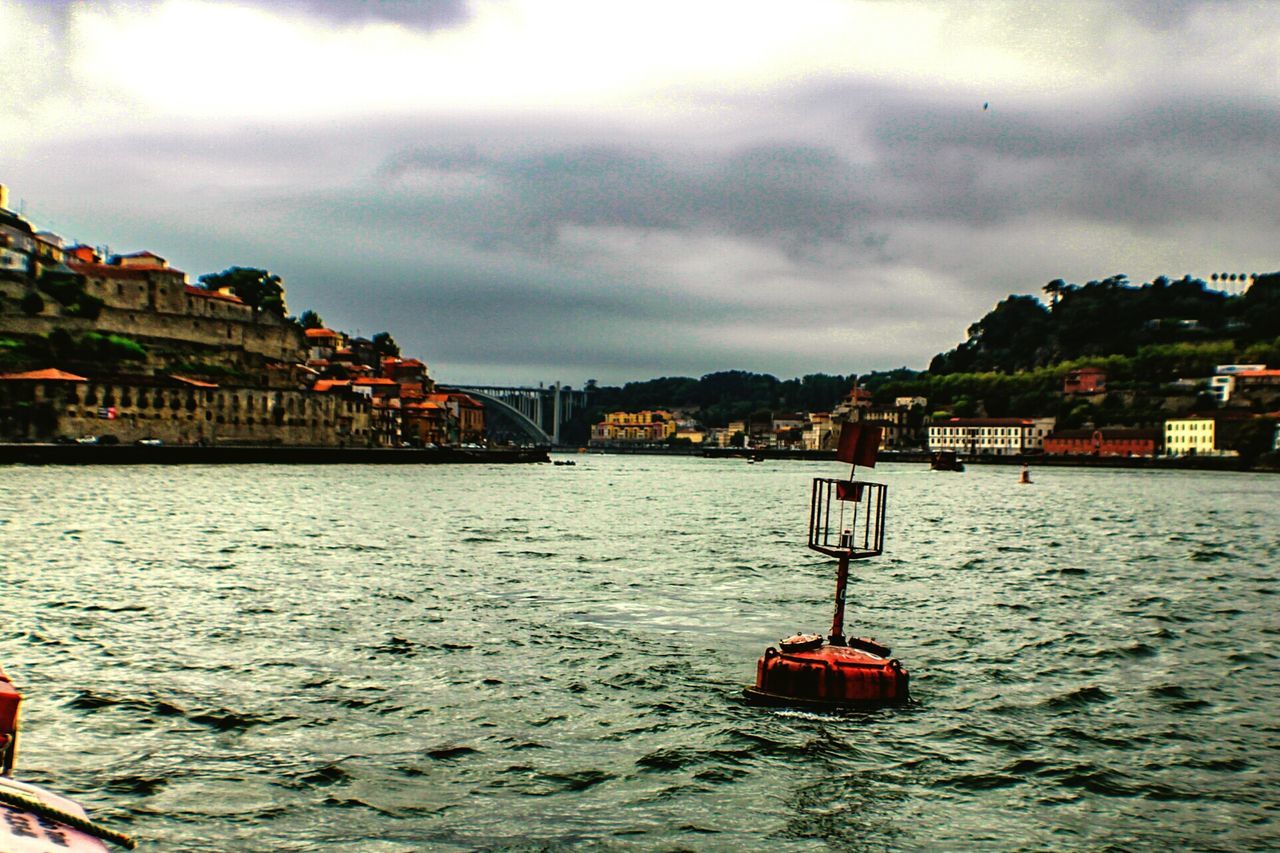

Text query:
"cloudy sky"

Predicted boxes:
[[2, 0, 1277, 386]]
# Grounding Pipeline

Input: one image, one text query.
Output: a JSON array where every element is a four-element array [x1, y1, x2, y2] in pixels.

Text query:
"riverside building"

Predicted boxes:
[[927, 417, 1056, 456]]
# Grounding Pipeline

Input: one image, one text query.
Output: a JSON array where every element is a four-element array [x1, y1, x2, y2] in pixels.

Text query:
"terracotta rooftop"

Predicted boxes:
[[305, 328, 340, 339], [169, 375, 219, 388], [933, 418, 1043, 427], [0, 368, 89, 382], [184, 285, 244, 304], [68, 260, 186, 279]]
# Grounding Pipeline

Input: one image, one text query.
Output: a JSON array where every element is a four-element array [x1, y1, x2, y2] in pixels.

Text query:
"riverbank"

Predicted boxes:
[[696, 446, 1278, 472], [0, 444, 549, 465]]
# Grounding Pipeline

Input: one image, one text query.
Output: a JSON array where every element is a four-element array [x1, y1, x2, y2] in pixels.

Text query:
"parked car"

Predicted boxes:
[[135, 438, 163, 446], [75, 435, 98, 444], [97, 435, 120, 445]]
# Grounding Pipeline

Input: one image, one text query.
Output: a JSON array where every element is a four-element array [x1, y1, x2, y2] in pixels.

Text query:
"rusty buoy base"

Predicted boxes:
[[744, 639, 909, 709]]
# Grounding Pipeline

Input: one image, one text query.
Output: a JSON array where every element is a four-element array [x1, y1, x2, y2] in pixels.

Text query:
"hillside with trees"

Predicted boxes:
[[572, 272, 1279, 442], [871, 272, 1280, 429]]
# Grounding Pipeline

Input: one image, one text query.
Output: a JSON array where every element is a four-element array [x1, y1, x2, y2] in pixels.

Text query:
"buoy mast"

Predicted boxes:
[[744, 422, 908, 708]]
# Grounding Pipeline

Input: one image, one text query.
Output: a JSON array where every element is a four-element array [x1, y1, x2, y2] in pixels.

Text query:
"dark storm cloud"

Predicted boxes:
[[861, 95, 1280, 228], [374, 83, 1280, 260], [9, 0, 1277, 383], [380, 142, 873, 255], [268, 0, 472, 29]]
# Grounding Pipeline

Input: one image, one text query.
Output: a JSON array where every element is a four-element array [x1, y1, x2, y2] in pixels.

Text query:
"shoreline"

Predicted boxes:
[[693, 446, 1276, 472], [2, 443, 1273, 472], [0, 444, 549, 465]]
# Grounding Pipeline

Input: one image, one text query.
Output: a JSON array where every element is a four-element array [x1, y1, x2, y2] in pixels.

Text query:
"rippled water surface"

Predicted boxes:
[[2, 457, 1278, 850]]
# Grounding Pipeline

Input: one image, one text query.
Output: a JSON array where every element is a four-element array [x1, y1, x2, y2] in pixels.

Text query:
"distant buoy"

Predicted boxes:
[[1019, 464, 1032, 484]]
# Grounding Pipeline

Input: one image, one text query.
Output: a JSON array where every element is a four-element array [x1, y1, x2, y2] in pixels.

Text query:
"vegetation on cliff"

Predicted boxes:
[[929, 273, 1279, 375], [198, 267, 286, 317], [0, 329, 148, 373], [570, 272, 1279, 439]]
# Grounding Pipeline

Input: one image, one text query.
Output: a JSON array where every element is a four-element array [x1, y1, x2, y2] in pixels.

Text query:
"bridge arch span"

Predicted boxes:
[[442, 387, 552, 446]]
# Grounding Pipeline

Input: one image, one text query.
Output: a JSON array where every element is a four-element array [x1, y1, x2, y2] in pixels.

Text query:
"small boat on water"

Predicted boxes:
[[1, 666, 135, 850], [930, 450, 965, 471]]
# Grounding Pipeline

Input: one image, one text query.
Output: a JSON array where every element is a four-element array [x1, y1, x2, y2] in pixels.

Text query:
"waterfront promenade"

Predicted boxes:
[[698, 446, 1277, 472], [0, 443, 548, 465]]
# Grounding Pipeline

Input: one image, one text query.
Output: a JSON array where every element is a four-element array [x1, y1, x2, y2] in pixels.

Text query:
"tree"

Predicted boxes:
[[371, 331, 400, 360], [199, 267, 285, 317], [1226, 417, 1278, 464], [298, 310, 325, 330], [1240, 272, 1280, 339], [1043, 278, 1067, 309]]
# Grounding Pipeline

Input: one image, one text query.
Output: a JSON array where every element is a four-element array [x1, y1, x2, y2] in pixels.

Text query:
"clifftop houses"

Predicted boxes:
[[0, 183, 485, 447]]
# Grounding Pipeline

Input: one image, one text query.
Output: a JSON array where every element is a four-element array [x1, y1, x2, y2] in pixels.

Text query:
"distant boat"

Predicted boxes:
[[553, 459, 576, 466], [930, 450, 965, 472]]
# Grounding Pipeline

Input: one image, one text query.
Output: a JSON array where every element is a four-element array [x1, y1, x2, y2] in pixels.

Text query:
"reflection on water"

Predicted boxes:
[[2, 458, 1278, 850]]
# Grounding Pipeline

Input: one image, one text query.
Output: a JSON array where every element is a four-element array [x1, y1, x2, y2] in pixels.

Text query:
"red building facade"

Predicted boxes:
[[1043, 428, 1159, 457], [1063, 368, 1107, 395]]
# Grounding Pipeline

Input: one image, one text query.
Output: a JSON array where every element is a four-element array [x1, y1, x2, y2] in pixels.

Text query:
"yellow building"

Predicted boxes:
[[1164, 416, 1216, 456], [591, 410, 677, 444]]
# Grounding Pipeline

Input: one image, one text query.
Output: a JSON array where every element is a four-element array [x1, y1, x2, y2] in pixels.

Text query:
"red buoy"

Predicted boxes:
[[744, 422, 909, 708], [0, 666, 19, 775]]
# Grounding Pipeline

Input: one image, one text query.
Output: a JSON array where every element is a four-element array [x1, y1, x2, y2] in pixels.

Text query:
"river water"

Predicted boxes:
[[1, 457, 1277, 851]]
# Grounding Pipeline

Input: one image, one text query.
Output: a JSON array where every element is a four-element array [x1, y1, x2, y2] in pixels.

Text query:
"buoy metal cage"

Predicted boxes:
[[807, 478, 886, 559]]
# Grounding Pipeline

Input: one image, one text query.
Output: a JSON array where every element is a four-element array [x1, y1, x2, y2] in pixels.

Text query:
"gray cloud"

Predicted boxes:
[[7, 0, 1277, 386], [274, 0, 472, 29]]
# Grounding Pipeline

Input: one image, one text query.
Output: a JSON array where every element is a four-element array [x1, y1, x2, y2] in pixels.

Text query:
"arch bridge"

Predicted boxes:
[[440, 382, 589, 447]]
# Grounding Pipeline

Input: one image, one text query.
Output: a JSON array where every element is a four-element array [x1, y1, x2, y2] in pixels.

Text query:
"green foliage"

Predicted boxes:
[[19, 291, 43, 315], [39, 276, 81, 306], [1240, 336, 1280, 366], [171, 361, 251, 380], [586, 370, 859, 428], [574, 271, 1279, 434], [371, 331, 400, 360], [930, 273, 1279, 375], [37, 275, 103, 319], [1240, 273, 1280, 339], [199, 266, 285, 316], [64, 293, 104, 319], [1226, 417, 1278, 463], [80, 332, 147, 362], [298, 310, 325, 330], [9, 330, 148, 367]]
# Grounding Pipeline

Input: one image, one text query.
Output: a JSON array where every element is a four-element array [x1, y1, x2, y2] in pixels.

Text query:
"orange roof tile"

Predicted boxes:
[[0, 368, 89, 382], [170, 375, 219, 388], [68, 260, 186, 279], [184, 285, 243, 304], [305, 327, 340, 339]]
